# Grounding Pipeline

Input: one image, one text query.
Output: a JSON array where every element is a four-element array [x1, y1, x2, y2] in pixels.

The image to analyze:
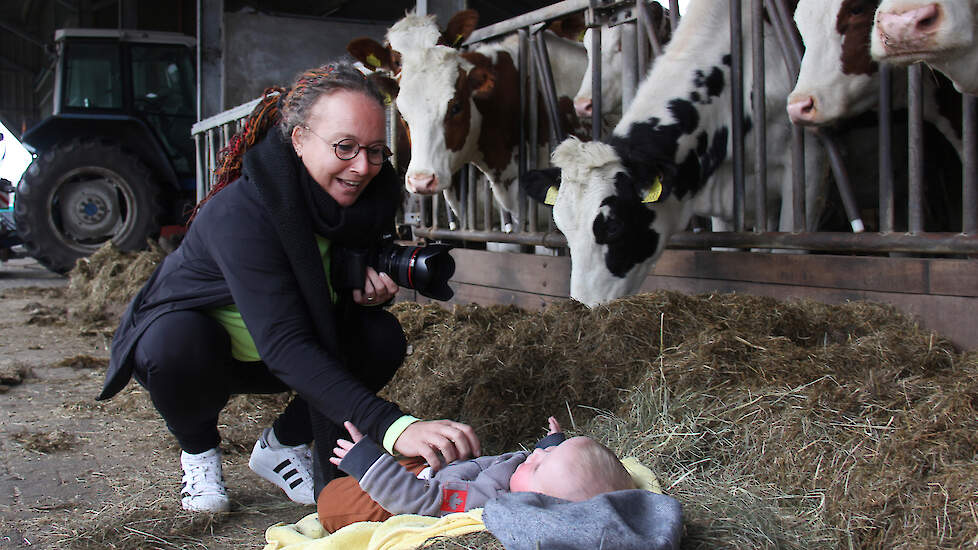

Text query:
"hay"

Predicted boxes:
[[13, 429, 77, 453], [56, 354, 109, 370], [386, 291, 978, 549], [66, 241, 166, 327], [0, 362, 34, 392]]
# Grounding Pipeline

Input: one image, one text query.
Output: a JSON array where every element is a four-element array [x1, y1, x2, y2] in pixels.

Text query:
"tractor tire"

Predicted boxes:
[[14, 139, 163, 274]]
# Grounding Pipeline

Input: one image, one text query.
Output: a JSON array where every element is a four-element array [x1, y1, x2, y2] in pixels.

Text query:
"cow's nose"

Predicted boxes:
[[574, 97, 593, 118], [407, 172, 439, 194], [787, 95, 817, 125], [877, 3, 941, 44]]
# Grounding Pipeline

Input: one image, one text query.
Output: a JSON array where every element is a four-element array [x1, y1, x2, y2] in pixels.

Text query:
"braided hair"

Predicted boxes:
[[188, 61, 386, 224]]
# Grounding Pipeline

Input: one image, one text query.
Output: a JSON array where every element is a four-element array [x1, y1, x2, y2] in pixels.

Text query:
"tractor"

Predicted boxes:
[[14, 28, 197, 273]]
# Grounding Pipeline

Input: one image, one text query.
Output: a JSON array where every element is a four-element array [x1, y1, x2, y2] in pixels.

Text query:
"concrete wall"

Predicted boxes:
[[223, 11, 389, 108]]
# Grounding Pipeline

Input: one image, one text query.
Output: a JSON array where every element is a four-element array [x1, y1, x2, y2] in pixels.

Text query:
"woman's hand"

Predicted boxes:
[[352, 267, 398, 306], [329, 421, 365, 467], [393, 420, 481, 472], [546, 416, 562, 435]]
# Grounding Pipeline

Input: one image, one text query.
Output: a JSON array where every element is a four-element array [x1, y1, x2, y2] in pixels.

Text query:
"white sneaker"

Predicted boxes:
[[180, 448, 230, 513], [248, 427, 315, 505]]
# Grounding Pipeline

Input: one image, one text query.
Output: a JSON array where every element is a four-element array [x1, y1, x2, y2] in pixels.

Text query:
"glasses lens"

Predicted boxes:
[[333, 138, 358, 160], [365, 145, 392, 165]]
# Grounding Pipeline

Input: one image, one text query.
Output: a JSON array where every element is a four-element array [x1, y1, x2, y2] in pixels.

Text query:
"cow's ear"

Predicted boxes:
[[548, 12, 586, 41], [367, 73, 399, 105], [522, 168, 562, 206], [347, 37, 394, 72], [440, 9, 479, 48]]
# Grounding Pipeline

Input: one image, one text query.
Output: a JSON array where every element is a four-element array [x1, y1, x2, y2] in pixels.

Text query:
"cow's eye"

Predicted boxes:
[[448, 101, 463, 116], [849, 5, 865, 15]]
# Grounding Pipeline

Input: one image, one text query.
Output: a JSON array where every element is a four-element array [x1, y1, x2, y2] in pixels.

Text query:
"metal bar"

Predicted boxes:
[[640, 0, 663, 59], [421, 194, 430, 228], [620, 22, 638, 112], [532, 31, 565, 144], [483, 176, 491, 231], [204, 128, 215, 198], [964, 94, 977, 234], [466, 166, 477, 230], [668, 0, 681, 30], [519, 28, 530, 231], [908, 63, 924, 233], [589, 0, 603, 140], [879, 64, 895, 233], [413, 227, 978, 254], [465, 0, 590, 44], [194, 133, 205, 203], [769, 0, 802, 76], [527, 30, 539, 232], [636, 1, 650, 78], [729, 0, 746, 231], [766, 0, 797, 76], [790, 125, 806, 232], [814, 131, 864, 232], [191, 94, 267, 135], [751, 0, 766, 232]]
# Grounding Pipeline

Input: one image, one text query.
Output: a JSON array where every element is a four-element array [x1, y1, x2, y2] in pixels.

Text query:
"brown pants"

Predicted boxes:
[[317, 457, 429, 533]]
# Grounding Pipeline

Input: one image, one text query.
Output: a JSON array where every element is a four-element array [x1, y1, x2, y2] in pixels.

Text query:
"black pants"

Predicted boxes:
[[132, 304, 406, 492]]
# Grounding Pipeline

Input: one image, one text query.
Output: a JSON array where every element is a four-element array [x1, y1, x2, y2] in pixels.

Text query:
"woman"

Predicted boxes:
[[99, 61, 480, 513]]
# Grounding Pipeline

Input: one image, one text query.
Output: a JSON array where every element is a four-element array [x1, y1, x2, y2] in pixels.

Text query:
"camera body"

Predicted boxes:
[[331, 241, 456, 301]]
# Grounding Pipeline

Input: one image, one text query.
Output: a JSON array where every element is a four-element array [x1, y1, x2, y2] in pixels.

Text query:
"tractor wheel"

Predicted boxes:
[[13, 139, 162, 274]]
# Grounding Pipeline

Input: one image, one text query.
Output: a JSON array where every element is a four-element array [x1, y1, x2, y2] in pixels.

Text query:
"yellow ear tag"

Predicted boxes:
[[544, 186, 559, 205], [382, 91, 393, 106], [642, 177, 663, 203], [453, 33, 464, 47], [366, 53, 382, 68]]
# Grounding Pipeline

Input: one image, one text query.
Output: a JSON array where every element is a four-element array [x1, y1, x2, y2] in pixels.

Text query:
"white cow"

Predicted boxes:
[[871, 0, 978, 94], [383, 11, 588, 231], [788, 0, 962, 155], [524, 0, 826, 306], [573, 1, 673, 127]]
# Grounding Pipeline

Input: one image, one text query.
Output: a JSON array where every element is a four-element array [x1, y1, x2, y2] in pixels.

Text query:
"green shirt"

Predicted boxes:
[[207, 235, 338, 362]]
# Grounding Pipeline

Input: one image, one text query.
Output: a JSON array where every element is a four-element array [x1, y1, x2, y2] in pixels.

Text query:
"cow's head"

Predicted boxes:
[[574, 3, 670, 122], [524, 138, 686, 307], [788, 0, 881, 126], [871, 0, 976, 63], [387, 10, 489, 195]]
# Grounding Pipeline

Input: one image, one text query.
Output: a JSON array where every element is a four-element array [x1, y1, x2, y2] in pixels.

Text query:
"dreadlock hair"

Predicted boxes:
[[188, 60, 386, 225]]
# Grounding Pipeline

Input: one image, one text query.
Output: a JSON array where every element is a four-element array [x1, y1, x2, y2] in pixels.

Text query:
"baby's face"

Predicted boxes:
[[509, 436, 592, 498]]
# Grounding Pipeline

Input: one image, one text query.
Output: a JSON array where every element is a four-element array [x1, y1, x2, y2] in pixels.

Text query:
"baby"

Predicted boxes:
[[317, 416, 635, 532]]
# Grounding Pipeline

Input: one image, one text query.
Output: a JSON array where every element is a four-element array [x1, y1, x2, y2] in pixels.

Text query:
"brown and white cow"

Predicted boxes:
[[871, 0, 978, 94], [381, 11, 588, 231], [524, 0, 826, 306], [788, 0, 962, 155]]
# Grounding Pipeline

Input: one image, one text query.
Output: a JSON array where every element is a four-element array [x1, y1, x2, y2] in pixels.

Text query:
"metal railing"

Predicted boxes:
[[191, 0, 978, 256]]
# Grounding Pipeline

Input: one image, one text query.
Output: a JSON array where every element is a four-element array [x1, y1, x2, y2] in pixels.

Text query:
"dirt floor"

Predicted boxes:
[[0, 259, 311, 549]]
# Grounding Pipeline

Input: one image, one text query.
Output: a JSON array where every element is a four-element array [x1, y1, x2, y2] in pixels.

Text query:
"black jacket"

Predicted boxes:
[[100, 131, 405, 446]]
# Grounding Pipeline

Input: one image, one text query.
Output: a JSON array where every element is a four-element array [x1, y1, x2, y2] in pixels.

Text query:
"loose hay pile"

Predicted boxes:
[[386, 293, 978, 549], [66, 241, 166, 326]]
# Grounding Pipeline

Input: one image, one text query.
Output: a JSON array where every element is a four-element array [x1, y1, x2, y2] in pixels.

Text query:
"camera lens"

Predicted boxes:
[[379, 244, 455, 301]]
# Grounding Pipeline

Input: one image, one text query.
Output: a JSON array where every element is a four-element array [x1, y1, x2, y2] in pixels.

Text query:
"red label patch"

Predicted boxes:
[[440, 487, 468, 513]]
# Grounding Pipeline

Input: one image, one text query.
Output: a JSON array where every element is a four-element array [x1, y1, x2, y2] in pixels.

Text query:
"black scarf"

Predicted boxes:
[[241, 130, 401, 357]]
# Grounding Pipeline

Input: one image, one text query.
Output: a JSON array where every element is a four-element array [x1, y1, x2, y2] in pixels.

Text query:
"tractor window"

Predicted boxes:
[[130, 45, 195, 117], [63, 42, 122, 109]]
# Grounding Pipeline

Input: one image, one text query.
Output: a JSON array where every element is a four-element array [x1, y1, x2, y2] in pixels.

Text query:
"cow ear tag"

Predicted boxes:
[[365, 53, 382, 68], [544, 186, 559, 205], [641, 177, 663, 203]]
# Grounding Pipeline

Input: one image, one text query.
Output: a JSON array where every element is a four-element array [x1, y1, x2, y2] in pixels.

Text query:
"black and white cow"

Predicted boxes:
[[871, 0, 978, 94], [525, 0, 825, 306]]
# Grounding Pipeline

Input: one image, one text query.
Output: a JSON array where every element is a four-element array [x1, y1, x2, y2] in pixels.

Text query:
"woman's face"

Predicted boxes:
[[292, 90, 386, 207]]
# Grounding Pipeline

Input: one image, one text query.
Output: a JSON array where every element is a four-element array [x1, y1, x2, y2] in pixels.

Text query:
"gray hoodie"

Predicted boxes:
[[338, 433, 565, 516]]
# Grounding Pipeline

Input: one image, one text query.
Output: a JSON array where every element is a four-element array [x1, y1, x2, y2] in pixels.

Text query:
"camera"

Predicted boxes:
[[332, 242, 456, 301]]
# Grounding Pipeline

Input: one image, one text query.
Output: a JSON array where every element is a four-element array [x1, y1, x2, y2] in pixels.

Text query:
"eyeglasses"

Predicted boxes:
[[302, 126, 392, 165]]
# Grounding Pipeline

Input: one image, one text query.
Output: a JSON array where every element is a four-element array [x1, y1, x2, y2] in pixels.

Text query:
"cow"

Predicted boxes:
[[378, 10, 588, 232], [870, 0, 978, 94], [573, 1, 673, 127], [523, 0, 826, 306], [788, 0, 963, 158]]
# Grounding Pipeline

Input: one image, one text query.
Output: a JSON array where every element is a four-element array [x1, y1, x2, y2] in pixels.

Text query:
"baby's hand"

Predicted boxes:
[[546, 416, 561, 435], [329, 421, 365, 467]]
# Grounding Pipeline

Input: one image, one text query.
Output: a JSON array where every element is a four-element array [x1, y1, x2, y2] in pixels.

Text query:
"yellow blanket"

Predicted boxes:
[[263, 456, 660, 550]]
